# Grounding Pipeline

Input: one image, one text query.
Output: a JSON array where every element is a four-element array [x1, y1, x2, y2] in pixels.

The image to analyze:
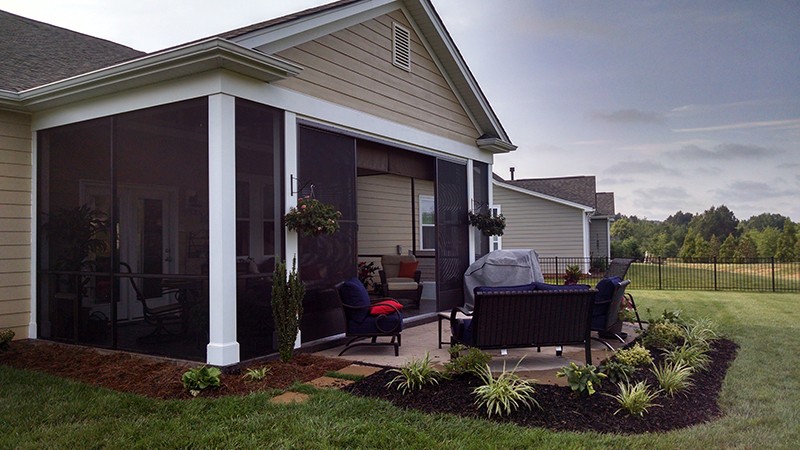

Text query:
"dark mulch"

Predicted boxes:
[[345, 338, 739, 434], [0, 340, 352, 400]]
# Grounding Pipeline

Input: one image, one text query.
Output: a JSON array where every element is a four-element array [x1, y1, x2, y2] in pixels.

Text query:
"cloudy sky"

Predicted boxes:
[[4, 0, 799, 221]]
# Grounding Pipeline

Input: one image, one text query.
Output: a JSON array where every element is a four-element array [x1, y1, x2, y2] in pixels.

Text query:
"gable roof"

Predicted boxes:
[[494, 174, 616, 216], [0, 10, 144, 92]]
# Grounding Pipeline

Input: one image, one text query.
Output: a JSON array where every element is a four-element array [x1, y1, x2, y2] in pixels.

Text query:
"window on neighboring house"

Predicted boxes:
[[420, 195, 435, 250], [490, 205, 502, 251]]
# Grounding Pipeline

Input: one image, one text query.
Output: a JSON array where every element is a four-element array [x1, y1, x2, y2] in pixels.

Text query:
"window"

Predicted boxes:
[[392, 22, 411, 71], [420, 195, 435, 250], [491, 205, 502, 251]]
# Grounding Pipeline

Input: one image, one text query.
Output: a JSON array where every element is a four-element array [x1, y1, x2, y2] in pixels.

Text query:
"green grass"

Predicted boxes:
[[1, 290, 799, 449]]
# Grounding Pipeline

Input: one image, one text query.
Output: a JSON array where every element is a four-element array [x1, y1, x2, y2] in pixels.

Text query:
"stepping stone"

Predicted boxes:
[[270, 392, 310, 405], [336, 364, 382, 377], [308, 376, 354, 389]]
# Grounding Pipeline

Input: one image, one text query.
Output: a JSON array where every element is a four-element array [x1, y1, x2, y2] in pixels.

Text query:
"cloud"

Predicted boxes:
[[673, 118, 800, 133], [604, 160, 679, 176], [711, 180, 795, 203], [673, 143, 781, 160], [592, 109, 664, 124]]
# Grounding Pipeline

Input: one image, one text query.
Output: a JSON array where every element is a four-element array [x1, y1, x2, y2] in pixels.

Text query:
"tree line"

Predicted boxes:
[[611, 205, 800, 261]]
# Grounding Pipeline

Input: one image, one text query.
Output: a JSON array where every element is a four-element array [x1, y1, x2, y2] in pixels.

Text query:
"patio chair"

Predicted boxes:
[[119, 262, 187, 340], [336, 277, 403, 356], [591, 277, 631, 350], [605, 258, 643, 329], [379, 254, 423, 308]]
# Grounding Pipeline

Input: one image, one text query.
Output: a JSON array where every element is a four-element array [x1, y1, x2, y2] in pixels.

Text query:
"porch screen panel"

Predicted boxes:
[[235, 99, 283, 360], [473, 161, 490, 258], [297, 125, 356, 343], [435, 159, 469, 311]]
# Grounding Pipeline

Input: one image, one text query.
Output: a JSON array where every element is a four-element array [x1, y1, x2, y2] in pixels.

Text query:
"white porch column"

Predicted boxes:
[[466, 159, 475, 263], [207, 93, 240, 365], [283, 111, 300, 348]]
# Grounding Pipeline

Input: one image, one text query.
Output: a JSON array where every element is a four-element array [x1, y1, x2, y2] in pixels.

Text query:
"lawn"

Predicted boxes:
[[1, 290, 799, 449]]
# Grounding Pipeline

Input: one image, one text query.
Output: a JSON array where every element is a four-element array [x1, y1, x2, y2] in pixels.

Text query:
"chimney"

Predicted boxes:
[[509, 167, 515, 180]]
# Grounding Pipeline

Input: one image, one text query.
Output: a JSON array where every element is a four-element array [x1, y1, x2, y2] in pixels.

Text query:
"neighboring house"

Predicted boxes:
[[492, 174, 615, 264], [0, 0, 516, 366]]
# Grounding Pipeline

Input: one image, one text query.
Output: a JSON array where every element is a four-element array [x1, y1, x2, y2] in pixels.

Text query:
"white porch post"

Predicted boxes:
[[466, 159, 475, 263], [283, 111, 301, 348], [207, 93, 240, 365]]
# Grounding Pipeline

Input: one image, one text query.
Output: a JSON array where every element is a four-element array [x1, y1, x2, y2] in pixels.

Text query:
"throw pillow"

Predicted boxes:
[[370, 299, 404, 315], [398, 260, 419, 278]]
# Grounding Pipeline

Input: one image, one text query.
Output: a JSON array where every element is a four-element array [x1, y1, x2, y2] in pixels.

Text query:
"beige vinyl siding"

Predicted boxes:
[[493, 185, 585, 258], [0, 111, 32, 338], [273, 9, 478, 145]]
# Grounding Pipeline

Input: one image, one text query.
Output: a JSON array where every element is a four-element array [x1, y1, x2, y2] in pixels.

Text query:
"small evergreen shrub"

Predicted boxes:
[[0, 329, 14, 351], [641, 322, 686, 350], [651, 361, 694, 397], [607, 380, 661, 417], [272, 257, 305, 362], [556, 362, 606, 396], [600, 360, 637, 384], [444, 344, 492, 377], [182, 366, 222, 397], [614, 343, 653, 367], [473, 361, 539, 417], [386, 353, 444, 394]]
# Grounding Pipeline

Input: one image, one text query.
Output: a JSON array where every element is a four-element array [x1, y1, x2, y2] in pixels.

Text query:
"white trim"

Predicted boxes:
[[466, 159, 475, 263], [284, 111, 300, 349], [490, 205, 502, 251], [493, 179, 595, 213], [207, 93, 240, 365], [582, 211, 592, 268], [28, 130, 37, 339]]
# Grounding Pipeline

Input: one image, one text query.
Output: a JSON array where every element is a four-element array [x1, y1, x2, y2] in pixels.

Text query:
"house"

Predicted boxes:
[[0, 0, 516, 366], [492, 174, 615, 268]]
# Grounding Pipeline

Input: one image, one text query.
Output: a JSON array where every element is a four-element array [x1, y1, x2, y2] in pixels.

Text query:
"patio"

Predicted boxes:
[[314, 319, 640, 385]]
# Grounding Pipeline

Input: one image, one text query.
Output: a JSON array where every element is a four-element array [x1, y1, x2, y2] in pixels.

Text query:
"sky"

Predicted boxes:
[[3, 0, 799, 222]]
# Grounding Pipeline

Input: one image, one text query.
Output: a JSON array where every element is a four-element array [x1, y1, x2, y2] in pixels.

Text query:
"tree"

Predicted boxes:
[[719, 234, 737, 260], [734, 235, 758, 262], [775, 221, 798, 262], [679, 229, 699, 260], [688, 205, 739, 241], [708, 235, 721, 258], [740, 213, 790, 232], [665, 210, 693, 227], [748, 227, 781, 257]]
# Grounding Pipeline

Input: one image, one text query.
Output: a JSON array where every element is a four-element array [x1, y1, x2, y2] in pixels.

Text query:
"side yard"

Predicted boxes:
[[1, 290, 798, 449]]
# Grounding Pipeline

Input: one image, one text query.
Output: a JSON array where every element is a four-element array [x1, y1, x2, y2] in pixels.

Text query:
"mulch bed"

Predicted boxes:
[[345, 338, 739, 434], [1, 338, 738, 434]]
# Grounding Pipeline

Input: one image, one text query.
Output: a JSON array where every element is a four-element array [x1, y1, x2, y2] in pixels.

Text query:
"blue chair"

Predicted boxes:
[[336, 278, 403, 356], [591, 277, 631, 350]]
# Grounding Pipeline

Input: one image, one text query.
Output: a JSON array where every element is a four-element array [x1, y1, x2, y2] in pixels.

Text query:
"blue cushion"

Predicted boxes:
[[347, 312, 403, 334], [532, 282, 591, 291], [339, 277, 371, 323], [595, 276, 622, 302], [474, 283, 535, 295]]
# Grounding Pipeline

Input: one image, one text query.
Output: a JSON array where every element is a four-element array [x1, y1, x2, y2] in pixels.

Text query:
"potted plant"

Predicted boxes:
[[358, 261, 379, 291], [563, 265, 582, 285], [271, 257, 305, 362], [284, 196, 341, 237], [467, 210, 506, 237]]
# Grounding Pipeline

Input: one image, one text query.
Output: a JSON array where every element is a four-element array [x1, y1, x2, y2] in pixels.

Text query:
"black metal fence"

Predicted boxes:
[[538, 256, 800, 292]]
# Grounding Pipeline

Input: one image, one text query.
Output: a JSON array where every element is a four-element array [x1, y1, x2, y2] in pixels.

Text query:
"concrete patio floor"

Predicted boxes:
[[314, 319, 641, 386]]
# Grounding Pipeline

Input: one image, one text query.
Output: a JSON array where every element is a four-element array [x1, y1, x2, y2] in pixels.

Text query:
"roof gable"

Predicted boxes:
[[0, 10, 144, 92], [506, 176, 597, 208]]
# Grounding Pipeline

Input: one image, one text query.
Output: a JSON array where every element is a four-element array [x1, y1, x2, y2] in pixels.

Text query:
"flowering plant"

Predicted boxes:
[[467, 210, 506, 236], [358, 261, 379, 290], [619, 294, 636, 322], [285, 196, 341, 237], [564, 265, 582, 285]]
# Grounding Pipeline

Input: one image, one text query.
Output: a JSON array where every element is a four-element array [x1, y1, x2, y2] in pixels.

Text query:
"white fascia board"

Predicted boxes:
[[493, 180, 595, 213], [16, 39, 302, 113], [235, 0, 398, 53]]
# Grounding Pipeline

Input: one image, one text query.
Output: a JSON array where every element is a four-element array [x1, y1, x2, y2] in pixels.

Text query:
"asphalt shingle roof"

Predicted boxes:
[[0, 10, 145, 92], [497, 174, 615, 215]]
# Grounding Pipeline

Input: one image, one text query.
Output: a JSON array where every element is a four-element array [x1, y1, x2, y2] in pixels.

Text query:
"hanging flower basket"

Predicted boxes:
[[285, 196, 342, 237], [468, 211, 506, 237]]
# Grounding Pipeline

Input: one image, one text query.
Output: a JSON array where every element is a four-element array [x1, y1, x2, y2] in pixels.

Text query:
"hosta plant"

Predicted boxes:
[[600, 360, 637, 384], [182, 366, 222, 397], [556, 362, 606, 396], [614, 343, 653, 367], [651, 361, 695, 397], [386, 352, 444, 394], [665, 343, 712, 372], [473, 360, 539, 417], [444, 344, 492, 377], [607, 380, 661, 417]]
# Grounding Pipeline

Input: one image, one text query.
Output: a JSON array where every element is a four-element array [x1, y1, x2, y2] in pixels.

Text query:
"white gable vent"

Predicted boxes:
[[392, 22, 411, 71]]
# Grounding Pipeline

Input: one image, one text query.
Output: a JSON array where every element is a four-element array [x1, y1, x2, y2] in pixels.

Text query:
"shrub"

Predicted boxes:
[[614, 343, 653, 367], [665, 343, 712, 372], [556, 362, 606, 396], [182, 366, 222, 397], [272, 257, 305, 362], [0, 329, 14, 351], [651, 361, 694, 397], [473, 361, 539, 417], [641, 322, 686, 350], [242, 366, 271, 381], [648, 308, 685, 326], [386, 353, 444, 394], [444, 344, 492, 377], [683, 318, 720, 349], [600, 360, 637, 384], [607, 380, 661, 417]]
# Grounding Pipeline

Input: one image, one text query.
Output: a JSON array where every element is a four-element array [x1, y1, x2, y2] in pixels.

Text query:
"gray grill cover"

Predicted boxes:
[[463, 249, 545, 307]]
